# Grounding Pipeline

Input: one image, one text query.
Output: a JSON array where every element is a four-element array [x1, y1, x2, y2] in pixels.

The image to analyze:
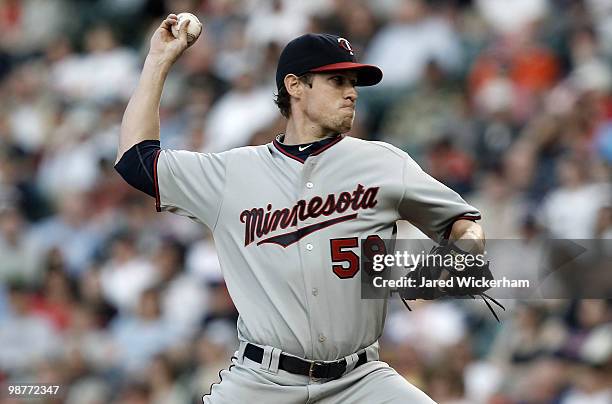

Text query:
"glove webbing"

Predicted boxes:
[[399, 292, 506, 322]]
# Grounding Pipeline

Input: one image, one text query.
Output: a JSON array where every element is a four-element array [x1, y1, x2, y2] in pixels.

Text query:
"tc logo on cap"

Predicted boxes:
[[338, 38, 354, 55]]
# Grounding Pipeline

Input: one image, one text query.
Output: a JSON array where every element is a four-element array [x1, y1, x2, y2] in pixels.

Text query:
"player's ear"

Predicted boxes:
[[284, 74, 302, 98]]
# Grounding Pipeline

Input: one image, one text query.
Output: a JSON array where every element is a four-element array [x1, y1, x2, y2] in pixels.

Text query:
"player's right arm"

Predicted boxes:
[[116, 14, 193, 162], [115, 15, 226, 229]]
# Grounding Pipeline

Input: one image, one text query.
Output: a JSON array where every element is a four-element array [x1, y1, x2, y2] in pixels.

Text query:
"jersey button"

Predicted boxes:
[[318, 334, 326, 343], [306, 182, 314, 189], [312, 288, 318, 296], [306, 244, 313, 251]]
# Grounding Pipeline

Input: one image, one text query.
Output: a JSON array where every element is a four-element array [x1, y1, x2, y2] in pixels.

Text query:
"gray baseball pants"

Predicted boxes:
[[202, 341, 436, 404]]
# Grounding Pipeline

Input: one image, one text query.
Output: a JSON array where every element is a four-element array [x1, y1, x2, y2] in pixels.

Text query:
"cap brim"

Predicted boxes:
[[309, 62, 383, 86]]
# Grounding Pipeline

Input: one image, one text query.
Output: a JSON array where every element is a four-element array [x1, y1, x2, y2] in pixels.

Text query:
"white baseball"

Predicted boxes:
[[171, 12, 202, 45]]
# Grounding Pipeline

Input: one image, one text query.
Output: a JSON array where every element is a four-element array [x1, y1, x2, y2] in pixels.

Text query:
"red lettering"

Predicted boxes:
[[240, 184, 380, 246]]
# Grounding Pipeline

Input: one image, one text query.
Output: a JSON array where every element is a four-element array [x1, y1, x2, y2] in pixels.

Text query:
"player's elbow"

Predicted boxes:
[[114, 140, 161, 198]]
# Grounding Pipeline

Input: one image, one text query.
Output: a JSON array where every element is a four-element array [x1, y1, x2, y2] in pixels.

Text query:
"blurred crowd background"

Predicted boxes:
[[0, 0, 611, 403]]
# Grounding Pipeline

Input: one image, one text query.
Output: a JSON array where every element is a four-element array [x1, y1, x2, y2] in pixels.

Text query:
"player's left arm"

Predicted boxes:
[[448, 219, 485, 254], [397, 156, 482, 244]]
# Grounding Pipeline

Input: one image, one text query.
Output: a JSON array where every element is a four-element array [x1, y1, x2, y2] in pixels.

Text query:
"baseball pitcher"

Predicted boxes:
[[115, 14, 485, 403]]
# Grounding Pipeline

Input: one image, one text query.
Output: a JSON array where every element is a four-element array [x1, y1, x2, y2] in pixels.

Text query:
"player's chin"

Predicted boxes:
[[336, 116, 354, 134], [334, 122, 352, 134]]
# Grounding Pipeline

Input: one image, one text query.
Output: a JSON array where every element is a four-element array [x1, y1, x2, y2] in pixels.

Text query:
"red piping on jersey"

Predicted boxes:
[[442, 214, 481, 240], [272, 135, 344, 163], [273, 139, 305, 163], [153, 149, 161, 212], [310, 135, 344, 156]]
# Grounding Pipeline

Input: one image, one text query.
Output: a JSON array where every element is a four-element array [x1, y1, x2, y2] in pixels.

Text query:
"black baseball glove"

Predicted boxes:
[[398, 243, 505, 321]]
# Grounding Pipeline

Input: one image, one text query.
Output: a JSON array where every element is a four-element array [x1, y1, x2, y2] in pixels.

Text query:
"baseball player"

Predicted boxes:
[[115, 14, 484, 403]]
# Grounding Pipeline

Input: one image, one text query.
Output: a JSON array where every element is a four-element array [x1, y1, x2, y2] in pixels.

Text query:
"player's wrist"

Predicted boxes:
[[144, 53, 175, 74], [450, 237, 484, 255]]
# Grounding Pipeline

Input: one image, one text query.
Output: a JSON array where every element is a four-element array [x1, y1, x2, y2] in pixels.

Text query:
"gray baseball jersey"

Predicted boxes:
[[155, 135, 480, 361]]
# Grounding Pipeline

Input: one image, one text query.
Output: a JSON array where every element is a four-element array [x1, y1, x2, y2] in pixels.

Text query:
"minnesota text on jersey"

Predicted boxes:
[[240, 183, 379, 246]]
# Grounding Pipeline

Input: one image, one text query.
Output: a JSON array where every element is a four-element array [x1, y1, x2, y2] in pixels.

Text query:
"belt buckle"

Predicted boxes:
[[309, 360, 326, 379]]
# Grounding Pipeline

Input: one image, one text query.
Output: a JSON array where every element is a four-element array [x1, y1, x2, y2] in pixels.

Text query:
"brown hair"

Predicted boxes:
[[274, 73, 314, 118]]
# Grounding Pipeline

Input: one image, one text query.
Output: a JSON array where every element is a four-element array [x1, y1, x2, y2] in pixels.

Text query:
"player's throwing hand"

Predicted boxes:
[[148, 14, 197, 65]]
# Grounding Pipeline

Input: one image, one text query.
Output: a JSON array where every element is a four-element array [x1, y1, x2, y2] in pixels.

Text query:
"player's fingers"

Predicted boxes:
[[159, 14, 178, 31], [178, 18, 191, 43], [159, 19, 173, 31]]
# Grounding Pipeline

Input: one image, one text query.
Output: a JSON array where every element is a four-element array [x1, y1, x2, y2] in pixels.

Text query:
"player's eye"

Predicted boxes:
[[330, 76, 357, 87], [331, 76, 344, 85]]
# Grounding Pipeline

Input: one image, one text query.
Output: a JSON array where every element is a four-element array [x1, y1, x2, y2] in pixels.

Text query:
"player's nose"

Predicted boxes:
[[345, 85, 358, 103]]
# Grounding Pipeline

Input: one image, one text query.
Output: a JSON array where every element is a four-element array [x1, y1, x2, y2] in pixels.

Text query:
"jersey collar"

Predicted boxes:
[[273, 134, 345, 163]]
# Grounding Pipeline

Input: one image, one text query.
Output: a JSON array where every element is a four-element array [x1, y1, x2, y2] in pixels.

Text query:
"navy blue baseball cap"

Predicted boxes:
[[275, 33, 383, 90]]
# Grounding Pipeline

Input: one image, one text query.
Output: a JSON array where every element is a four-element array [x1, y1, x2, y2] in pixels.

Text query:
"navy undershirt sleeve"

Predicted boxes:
[[114, 140, 161, 198]]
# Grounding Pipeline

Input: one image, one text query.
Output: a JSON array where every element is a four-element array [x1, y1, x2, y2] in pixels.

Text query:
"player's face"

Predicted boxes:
[[302, 72, 358, 135]]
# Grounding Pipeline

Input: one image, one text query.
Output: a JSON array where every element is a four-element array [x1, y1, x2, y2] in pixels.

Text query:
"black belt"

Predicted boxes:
[[243, 343, 368, 379]]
